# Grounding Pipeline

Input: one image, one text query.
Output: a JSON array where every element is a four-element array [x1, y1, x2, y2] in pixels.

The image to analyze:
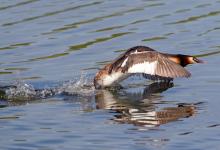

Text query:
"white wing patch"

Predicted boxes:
[[121, 57, 128, 67], [127, 61, 157, 75], [130, 51, 147, 54]]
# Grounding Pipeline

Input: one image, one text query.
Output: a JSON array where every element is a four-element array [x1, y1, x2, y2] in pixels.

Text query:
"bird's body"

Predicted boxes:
[[94, 46, 204, 89]]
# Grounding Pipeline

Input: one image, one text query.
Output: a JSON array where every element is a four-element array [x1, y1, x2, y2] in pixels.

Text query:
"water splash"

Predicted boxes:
[[59, 72, 95, 96], [4, 72, 95, 101], [5, 82, 37, 100]]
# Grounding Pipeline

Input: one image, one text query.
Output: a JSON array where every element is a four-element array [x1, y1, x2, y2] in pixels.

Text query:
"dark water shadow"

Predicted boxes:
[[47, 6, 145, 34], [0, 0, 39, 11], [195, 49, 220, 57], [2, 1, 103, 27], [95, 82, 197, 128], [166, 10, 220, 25]]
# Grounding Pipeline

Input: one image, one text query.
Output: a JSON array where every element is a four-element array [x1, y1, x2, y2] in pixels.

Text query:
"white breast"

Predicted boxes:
[[102, 72, 130, 86]]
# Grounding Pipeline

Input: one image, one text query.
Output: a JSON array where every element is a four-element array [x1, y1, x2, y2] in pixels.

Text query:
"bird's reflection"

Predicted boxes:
[[95, 82, 196, 127]]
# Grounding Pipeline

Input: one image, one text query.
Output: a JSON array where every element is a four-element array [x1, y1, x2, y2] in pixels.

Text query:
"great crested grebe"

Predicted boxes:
[[94, 46, 204, 89]]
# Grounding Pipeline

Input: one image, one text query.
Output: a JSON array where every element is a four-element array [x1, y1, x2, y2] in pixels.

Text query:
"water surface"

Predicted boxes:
[[0, 0, 220, 150]]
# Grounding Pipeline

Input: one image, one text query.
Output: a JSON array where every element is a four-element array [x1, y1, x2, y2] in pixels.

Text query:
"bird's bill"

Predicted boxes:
[[195, 58, 205, 63], [194, 57, 205, 63]]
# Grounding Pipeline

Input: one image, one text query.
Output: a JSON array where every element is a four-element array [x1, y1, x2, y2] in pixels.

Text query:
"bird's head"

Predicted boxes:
[[167, 54, 205, 67], [174, 55, 205, 67], [186, 56, 205, 64], [94, 64, 111, 89]]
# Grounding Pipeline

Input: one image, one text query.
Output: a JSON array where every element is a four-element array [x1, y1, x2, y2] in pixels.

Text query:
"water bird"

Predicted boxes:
[[94, 46, 204, 89]]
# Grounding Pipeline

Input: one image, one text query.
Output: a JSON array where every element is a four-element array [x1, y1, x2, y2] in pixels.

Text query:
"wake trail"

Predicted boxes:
[[1, 73, 95, 101]]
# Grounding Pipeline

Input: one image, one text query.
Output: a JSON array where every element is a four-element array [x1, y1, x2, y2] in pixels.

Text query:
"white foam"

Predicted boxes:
[[4, 72, 95, 100], [60, 72, 95, 96]]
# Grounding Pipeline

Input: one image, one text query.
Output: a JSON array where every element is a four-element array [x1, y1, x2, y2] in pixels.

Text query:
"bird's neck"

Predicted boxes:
[[165, 54, 190, 67]]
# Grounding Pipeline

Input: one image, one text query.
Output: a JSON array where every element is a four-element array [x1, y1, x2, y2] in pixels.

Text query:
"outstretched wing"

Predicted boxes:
[[111, 51, 191, 79], [108, 46, 155, 73]]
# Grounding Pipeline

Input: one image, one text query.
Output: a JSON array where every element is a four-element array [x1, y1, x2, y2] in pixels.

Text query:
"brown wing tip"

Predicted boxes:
[[176, 70, 191, 78], [183, 69, 191, 78], [187, 72, 191, 78]]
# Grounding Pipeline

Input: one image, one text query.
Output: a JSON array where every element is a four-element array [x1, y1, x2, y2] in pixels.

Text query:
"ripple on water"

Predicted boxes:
[[0, 0, 220, 150]]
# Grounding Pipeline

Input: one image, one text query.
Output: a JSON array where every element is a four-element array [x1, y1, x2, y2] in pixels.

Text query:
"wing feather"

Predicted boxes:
[[155, 55, 191, 78], [109, 46, 156, 73], [119, 51, 191, 78]]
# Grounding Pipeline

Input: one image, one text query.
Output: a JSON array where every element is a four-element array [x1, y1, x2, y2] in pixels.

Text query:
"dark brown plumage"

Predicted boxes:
[[109, 46, 155, 73], [94, 46, 204, 89]]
